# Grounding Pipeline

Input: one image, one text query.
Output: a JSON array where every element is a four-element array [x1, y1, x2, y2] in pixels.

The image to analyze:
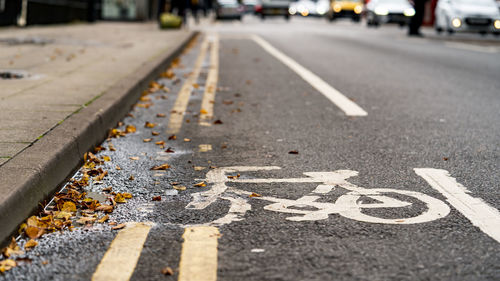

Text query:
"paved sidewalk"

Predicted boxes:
[[0, 22, 196, 244]]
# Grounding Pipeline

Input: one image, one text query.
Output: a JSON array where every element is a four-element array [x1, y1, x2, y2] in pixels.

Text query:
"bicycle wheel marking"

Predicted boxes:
[[187, 166, 450, 226], [415, 168, 500, 243]]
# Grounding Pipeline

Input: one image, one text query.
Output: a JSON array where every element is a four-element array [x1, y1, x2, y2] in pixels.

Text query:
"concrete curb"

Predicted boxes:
[[0, 31, 198, 246]]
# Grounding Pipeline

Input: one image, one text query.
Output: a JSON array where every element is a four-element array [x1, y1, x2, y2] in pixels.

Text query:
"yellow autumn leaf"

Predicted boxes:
[[24, 239, 38, 250], [61, 201, 77, 212]]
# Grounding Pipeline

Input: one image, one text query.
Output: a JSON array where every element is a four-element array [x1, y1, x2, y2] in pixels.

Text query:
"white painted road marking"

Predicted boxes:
[[92, 222, 153, 281], [178, 226, 220, 281], [187, 166, 449, 226], [251, 35, 368, 117], [415, 168, 500, 243]]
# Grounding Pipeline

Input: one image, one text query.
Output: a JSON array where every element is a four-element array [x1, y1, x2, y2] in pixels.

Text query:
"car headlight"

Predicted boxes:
[[374, 7, 389, 16], [333, 4, 342, 13], [354, 5, 362, 14], [403, 8, 415, 17], [301, 9, 309, 16], [316, 6, 327, 15], [494, 20, 500, 29], [451, 17, 462, 28], [289, 7, 296, 15]]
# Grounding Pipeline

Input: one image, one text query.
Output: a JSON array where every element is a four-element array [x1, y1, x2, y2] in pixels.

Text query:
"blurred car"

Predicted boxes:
[[365, 0, 415, 27], [327, 0, 363, 22], [289, 0, 317, 16], [255, 0, 294, 19], [243, 0, 258, 13], [435, 0, 500, 35], [215, 0, 244, 20]]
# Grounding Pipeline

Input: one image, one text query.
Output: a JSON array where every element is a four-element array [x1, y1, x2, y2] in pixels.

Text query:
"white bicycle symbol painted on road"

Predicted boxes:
[[184, 166, 451, 226]]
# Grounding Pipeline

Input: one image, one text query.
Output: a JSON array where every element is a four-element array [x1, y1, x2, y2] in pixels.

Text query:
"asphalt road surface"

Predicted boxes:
[[2, 16, 500, 281]]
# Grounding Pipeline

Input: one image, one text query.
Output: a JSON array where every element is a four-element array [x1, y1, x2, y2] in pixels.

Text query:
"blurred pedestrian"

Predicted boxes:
[[171, 0, 188, 23], [190, 0, 200, 24], [408, 0, 428, 36]]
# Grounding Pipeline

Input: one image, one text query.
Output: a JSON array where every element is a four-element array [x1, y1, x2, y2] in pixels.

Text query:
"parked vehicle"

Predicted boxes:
[[365, 0, 415, 27], [327, 0, 363, 22], [215, 0, 244, 20], [255, 0, 294, 20], [243, 0, 258, 13], [434, 0, 500, 35], [289, 0, 317, 16]]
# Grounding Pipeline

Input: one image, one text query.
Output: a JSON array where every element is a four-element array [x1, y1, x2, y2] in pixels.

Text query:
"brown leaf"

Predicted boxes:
[[96, 205, 114, 213], [161, 266, 174, 275], [227, 174, 240, 179], [165, 147, 175, 153], [192, 83, 200, 89], [76, 217, 96, 225], [173, 185, 186, 191], [112, 223, 126, 230], [288, 150, 299, 155], [145, 122, 156, 128], [193, 182, 207, 187], [115, 193, 127, 203], [2, 238, 23, 258], [61, 201, 76, 213], [152, 196, 162, 201], [129, 175, 135, 181], [200, 109, 208, 114], [249, 192, 261, 198], [155, 141, 165, 146], [168, 135, 177, 140], [25, 226, 44, 239], [152, 131, 160, 136], [98, 215, 109, 223], [143, 138, 152, 143], [193, 166, 205, 171], [151, 164, 170, 170], [156, 113, 166, 118], [0, 259, 17, 273], [129, 157, 139, 161], [125, 125, 136, 133], [183, 138, 191, 142], [222, 100, 234, 105], [213, 120, 223, 125], [116, 165, 121, 170], [24, 239, 38, 250], [443, 157, 449, 161]]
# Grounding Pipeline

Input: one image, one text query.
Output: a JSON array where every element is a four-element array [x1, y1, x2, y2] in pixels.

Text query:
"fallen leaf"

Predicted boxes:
[[76, 217, 96, 225], [165, 147, 175, 153], [227, 174, 240, 179], [213, 120, 223, 125], [102, 186, 112, 192], [155, 141, 165, 146], [143, 138, 152, 142], [152, 131, 160, 136], [184, 138, 191, 142], [61, 201, 77, 213], [0, 259, 16, 273], [168, 135, 177, 140], [443, 157, 449, 161], [112, 223, 126, 230], [125, 125, 136, 133], [198, 144, 212, 152], [156, 113, 166, 118], [152, 196, 162, 201], [42, 260, 49, 265], [2, 238, 24, 258], [161, 266, 174, 275], [115, 193, 127, 203], [249, 192, 261, 198], [98, 215, 109, 223], [102, 156, 111, 162], [193, 166, 205, 171], [24, 240, 38, 250], [108, 144, 116, 151], [129, 157, 139, 161], [96, 205, 114, 213], [288, 150, 299, 155], [25, 226, 44, 239], [193, 83, 200, 89], [145, 122, 156, 128], [193, 182, 206, 187], [116, 165, 121, 170], [151, 164, 170, 170], [173, 185, 186, 191], [200, 109, 208, 114], [222, 100, 233, 105]]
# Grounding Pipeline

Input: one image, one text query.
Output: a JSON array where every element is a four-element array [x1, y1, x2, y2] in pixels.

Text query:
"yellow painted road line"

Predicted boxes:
[[199, 34, 219, 126], [167, 38, 209, 134], [92, 222, 152, 281], [178, 226, 220, 281]]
